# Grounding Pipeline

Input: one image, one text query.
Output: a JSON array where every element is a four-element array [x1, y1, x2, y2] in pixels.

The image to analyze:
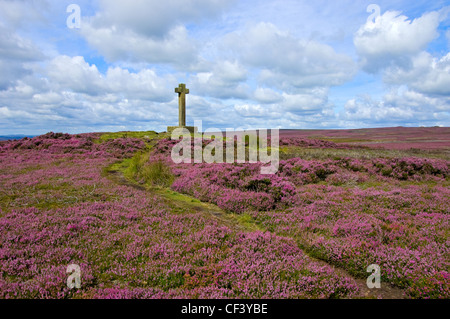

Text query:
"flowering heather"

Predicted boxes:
[[151, 132, 449, 299], [1, 129, 448, 299], [279, 127, 450, 150], [169, 154, 448, 212], [2, 132, 146, 159], [279, 137, 359, 149], [0, 132, 359, 299]]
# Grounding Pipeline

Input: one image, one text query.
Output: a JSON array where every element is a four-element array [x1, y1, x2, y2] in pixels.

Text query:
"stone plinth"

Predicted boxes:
[[167, 126, 198, 134], [168, 84, 197, 135]]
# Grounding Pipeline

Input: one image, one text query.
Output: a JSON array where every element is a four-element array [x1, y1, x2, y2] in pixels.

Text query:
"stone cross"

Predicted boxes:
[[175, 83, 189, 127]]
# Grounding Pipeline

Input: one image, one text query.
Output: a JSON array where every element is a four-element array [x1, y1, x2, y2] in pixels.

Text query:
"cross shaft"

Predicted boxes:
[[175, 83, 189, 127]]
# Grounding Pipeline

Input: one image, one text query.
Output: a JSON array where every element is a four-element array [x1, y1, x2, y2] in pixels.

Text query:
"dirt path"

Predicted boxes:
[[306, 256, 406, 299], [106, 168, 406, 299]]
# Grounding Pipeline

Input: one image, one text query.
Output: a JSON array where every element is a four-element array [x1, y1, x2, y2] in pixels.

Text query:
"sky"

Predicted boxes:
[[0, 0, 449, 135]]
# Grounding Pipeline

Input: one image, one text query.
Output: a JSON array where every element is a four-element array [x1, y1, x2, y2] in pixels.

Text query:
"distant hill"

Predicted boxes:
[[0, 135, 35, 141], [279, 127, 450, 150]]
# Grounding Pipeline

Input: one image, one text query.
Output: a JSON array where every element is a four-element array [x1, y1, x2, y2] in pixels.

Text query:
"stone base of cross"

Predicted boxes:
[[167, 125, 198, 134], [167, 83, 197, 134]]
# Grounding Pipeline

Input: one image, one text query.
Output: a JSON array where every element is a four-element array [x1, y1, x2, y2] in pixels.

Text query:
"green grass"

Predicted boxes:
[[315, 137, 390, 144], [107, 157, 135, 174], [141, 160, 174, 187], [123, 151, 150, 179], [0, 179, 111, 212], [105, 150, 267, 232], [233, 213, 265, 231], [94, 130, 159, 144], [161, 189, 201, 204], [119, 151, 174, 187], [280, 146, 450, 160]]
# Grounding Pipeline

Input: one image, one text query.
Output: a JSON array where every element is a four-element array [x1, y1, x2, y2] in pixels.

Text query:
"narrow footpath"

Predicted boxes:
[[106, 167, 406, 299]]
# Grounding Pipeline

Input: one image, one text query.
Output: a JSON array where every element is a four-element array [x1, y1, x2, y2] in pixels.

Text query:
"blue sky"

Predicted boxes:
[[0, 0, 449, 135]]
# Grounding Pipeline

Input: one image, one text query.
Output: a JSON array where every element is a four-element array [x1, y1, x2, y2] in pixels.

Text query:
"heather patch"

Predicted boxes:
[[0, 133, 360, 299], [146, 136, 449, 299]]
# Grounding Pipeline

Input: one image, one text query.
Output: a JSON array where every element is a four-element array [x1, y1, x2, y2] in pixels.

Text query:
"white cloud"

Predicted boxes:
[[0, 0, 48, 29], [0, 54, 182, 134], [46, 55, 174, 101], [344, 95, 412, 122], [81, 24, 199, 68], [234, 103, 265, 117], [354, 10, 442, 72], [46, 56, 103, 95], [385, 52, 450, 95], [80, 0, 233, 68], [0, 1, 449, 134], [281, 90, 330, 114], [190, 60, 249, 99], [105, 67, 175, 101], [224, 22, 356, 91], [0, 24, 44, 89], [342, 89, 450, 126], [94, 0, 232, 38], [0, 106, 31, 119], [215, 60, 247, 83], [233, 87, 334, 124], [32, 92, 62, 105], [384, 89, 450, 113], [253, 87, 283, 104]]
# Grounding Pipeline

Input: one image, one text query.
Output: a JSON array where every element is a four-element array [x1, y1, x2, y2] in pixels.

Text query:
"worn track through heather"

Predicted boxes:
[[106, 168, 406, 299]]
